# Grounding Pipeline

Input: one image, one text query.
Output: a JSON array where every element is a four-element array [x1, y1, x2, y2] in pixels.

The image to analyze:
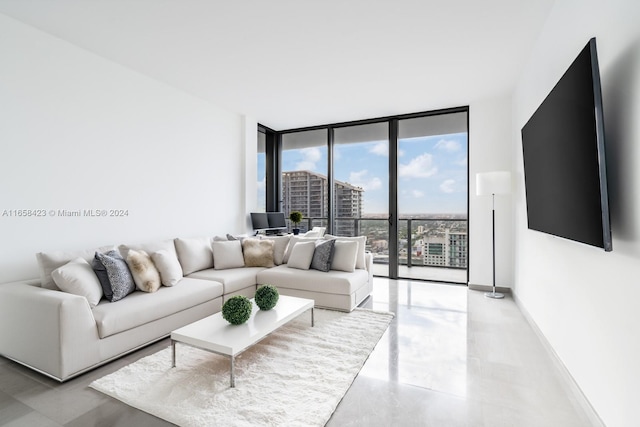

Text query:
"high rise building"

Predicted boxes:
[[282, 170, 363, 236]]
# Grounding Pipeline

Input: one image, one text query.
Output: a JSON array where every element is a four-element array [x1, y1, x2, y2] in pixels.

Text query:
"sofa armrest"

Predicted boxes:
[[364, 252, 374, 283], [0, 282, 100, 381]]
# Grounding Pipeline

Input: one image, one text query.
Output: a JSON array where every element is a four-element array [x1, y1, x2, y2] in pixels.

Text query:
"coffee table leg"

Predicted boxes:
[[311, 307, 315, 327], [171, 340, 176, 368], [230, 356, 235, 388]]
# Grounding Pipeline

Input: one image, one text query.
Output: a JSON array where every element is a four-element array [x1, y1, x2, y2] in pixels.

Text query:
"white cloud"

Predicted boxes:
[[349, 170, 382, 191], [257, 177, 266, 190], [411, 190, 424, 198], [454, 157, 468, 166], [295, 147, 322, 170], [435, 139, 461, 152], [440, 179, 456, 193], [369, 142, 388, 157], [399, 153, 437, 178]]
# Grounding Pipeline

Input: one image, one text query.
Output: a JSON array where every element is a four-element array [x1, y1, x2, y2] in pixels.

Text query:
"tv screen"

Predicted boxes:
[[250, 213, 269, 230], [267, 212, 286, 229], [521, 38, 611, 251]]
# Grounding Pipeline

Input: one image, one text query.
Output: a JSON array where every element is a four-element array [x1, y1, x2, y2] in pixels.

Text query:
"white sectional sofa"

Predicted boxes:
[[0, 233, 372, 381]]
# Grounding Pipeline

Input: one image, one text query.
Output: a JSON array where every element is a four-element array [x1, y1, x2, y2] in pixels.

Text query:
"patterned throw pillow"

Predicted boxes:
[[95, 250, 136, 302], [311, 239, 335, 272]]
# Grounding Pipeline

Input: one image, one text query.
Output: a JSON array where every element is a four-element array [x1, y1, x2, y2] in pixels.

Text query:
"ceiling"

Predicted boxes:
[[0, 0, 555, 130]]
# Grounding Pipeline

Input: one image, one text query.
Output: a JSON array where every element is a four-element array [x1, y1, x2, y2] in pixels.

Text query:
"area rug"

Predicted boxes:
[[90, 308, 394, 427]]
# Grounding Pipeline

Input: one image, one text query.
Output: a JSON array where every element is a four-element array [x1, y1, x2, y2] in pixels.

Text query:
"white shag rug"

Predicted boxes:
[[90, 308, 394, 427]]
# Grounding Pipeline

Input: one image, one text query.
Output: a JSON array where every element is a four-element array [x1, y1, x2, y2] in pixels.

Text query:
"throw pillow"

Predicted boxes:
[[151, 250, 183, 286], [126, 250, 161, 293], [287, 241, 316, 270], [330, 240, 358, 272], [92, 254, 113, 301], [51, 258, 103, 308], [283, 236, 319, 264], [95, 250, 136, 302], [324, 235, 367, 269], [242, 238, 275, 268], [259, 235, 291, 265], [36, 244, 117, 290], [212, 240, 245, 270], [311, 239, 335, 272], [174, 237, 214, 275]]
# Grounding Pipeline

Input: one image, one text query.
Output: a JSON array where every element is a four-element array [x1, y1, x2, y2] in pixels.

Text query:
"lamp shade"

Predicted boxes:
[[476, 171, 511, 196]]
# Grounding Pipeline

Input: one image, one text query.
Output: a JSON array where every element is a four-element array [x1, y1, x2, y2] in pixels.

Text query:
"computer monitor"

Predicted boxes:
[[267, 212, 286, 229]]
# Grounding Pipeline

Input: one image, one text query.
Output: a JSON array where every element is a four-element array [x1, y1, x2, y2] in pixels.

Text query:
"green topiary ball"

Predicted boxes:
[[255, 285, 279, 311], [222, 295, 252, 325]]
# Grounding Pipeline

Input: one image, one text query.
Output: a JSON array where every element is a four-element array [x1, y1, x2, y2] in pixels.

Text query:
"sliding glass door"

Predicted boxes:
[[396, 112, 468, 282], [259, 107, 468, 283]]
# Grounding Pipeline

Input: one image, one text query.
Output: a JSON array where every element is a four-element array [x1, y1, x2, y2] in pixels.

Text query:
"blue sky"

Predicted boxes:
[[258, 132, 468, 215]]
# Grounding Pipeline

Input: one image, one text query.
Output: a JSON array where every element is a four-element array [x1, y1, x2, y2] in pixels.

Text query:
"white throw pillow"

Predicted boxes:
[[36, 244, 117, 290], [126, 250, 161, 293], [151, 250, 183, 286], [212, 240, 245, 270], [174, 237, 214, 275], [259, 235, 291, 265], [51, 257, 103, 308], [324, 235, 367, 269], [283, 236, 319, 264], [287, 241, 316, 270], [330, 240, 359, 272]]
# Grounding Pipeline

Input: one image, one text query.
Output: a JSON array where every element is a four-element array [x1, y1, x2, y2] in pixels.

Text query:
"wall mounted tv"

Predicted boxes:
[[521, 37, 612, 252], [250, 212, 287, 234]]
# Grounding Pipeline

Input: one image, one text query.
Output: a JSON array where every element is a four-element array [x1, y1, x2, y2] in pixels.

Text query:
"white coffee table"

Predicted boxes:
[[170, 295, 314, 387]]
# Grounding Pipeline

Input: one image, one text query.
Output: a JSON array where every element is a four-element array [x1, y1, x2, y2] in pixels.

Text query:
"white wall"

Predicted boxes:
[[468, 94, 514, 288], [513, 1, 640, 425], [0, 14, 245, 282]]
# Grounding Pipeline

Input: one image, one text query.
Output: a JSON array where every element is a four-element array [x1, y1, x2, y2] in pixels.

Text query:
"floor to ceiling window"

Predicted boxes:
[[258, 107, 468, 283], [281, 129, 328, 233]]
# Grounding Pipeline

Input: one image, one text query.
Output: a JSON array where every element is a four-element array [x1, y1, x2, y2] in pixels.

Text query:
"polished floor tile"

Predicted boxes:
[[0, 278, 595, 426]]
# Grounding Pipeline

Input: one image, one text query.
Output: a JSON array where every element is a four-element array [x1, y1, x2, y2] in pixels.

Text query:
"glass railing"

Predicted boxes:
[[286, 216, 468, 270]]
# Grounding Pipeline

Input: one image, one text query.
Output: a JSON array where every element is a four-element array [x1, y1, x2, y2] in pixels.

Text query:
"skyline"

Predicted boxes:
[[258, 132, 468, 215]]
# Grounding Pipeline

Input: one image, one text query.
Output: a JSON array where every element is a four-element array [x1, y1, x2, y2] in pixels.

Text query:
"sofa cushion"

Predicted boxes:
[[92, 277, 223, 339], [126, 250, 161, 293], [151, 250, 183, 287], [287, 241, 316, 270], [51, 257, 103, 308], [257, 265, 368, 296], [95, 250, 136, 302], [174, 237, 214, 275], [259, 235, 291, 265], [330, 240, 358, 272], [187, 267, 265, 295], [212, 240, 245, 270], [242, 238, 275, 268], [36, 244, 117, 290], [324, 235, 367, 269]]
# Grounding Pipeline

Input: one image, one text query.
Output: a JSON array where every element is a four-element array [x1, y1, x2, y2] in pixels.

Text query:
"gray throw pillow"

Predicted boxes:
[[92, 254, 113, 301], [311, 239, 335, 272], [95, 250, 136, 302]]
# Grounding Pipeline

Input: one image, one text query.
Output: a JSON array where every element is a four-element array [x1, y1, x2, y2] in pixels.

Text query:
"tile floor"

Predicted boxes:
[[0, 279, 595, 426]]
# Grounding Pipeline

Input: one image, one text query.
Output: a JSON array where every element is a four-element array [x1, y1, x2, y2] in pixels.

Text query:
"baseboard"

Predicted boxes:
[[512, 291, 606, 427], [467, 283, 511, 294]]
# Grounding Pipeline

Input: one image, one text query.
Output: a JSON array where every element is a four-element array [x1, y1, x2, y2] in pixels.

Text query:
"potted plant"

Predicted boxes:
[[288, 211, 303, 235]]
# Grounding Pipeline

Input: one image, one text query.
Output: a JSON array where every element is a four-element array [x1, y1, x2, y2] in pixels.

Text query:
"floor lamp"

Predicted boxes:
[[476, 171, 511, 299]]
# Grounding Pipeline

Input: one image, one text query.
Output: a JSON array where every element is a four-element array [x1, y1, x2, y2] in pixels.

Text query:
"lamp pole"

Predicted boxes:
[[486, 192, 504, 299]]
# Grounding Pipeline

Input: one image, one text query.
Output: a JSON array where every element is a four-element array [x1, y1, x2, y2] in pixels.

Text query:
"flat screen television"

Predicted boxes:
[[521, 37, 612, 251]]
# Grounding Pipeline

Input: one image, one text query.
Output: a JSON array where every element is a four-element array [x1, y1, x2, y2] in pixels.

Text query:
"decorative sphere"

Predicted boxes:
[[222, 295, 252, 324], [255, 285, 279, 311]]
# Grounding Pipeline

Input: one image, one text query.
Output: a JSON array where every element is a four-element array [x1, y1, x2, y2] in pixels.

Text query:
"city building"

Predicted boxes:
[[282, 170, 363, 236]]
